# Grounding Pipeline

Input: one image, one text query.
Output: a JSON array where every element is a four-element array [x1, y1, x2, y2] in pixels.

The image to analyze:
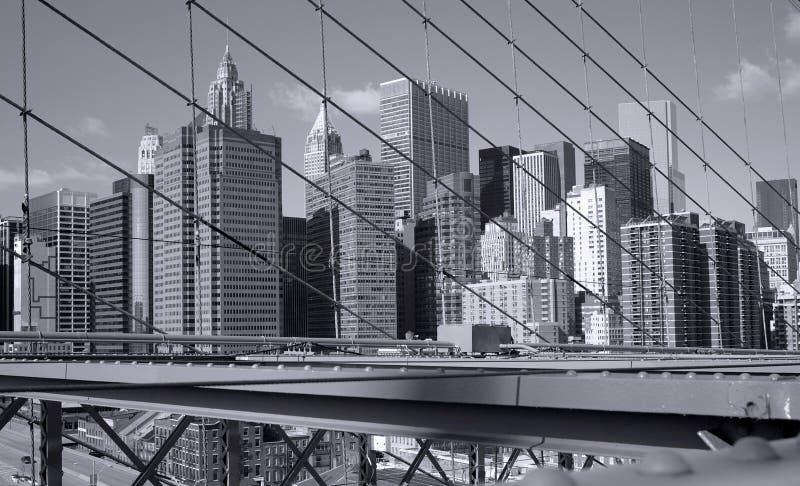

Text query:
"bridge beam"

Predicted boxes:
[[415, 438, 453, 486], [357, 433, 376, 486], [276, 427, 327, 486], [39, 400, 62, 486], [132, 415, 192, 486], [399, 439, 431, 486], [497, 448, 521, 482], [222, 420, 241, 486], [558, 452, 574, 471], [469, 444, 485, 485], [0, 397, 27, 431]]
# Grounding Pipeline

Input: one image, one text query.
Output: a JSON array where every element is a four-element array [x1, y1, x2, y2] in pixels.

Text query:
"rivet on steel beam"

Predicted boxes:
[[303, 365, 313, 371], [206, 363, 214, 367], [525, 469, 576, 486], [147, 361, 153, 366], [251, 364, 259, 369], [277, 364, 285, 370], [713, 372, 724, 380], [686, 372, 696, 379], [85, 360, 91, 364], [728, 437, 779, 462], [114, 361, 120, 365], [636, 450, 692, 476], [332, 366, 341, 371], [661, 372, 672, 379], [601, 370, 610, 377], [364, 366, 374, 372], [228, 364, 235, 368], [638, 371, 648, 378], [186, 363, 193, 367], [166, 362, 173, 366], [399, 367, 408, 373], [436, 367, 445, 373], [566, 370, 577, 377], [769, 373, 780, 381], [131, 361, 138, 365], [739, 373, 751, 380]]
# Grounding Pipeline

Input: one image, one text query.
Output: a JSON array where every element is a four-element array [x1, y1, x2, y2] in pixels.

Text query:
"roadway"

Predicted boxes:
[[0, 419, 141, 486]]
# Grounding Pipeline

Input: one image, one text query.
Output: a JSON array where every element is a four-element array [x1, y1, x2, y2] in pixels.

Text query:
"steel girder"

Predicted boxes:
[[220, 419, 241, 486], [399, 439, 432, 486], [497, 448, 521, 482], [468, 444, 484, 485], [276, 427, 327, 486], [357, 433, 376, 486], [131, 415, 192, 486], [39, 400, 62, 486]]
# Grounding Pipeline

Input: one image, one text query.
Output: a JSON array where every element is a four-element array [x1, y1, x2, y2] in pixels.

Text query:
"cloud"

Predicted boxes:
[[0, 160, 115, 193], [714, 58, 777, 101], [75, 116, 110, 137], [269, 82, 380, 121], [786, 11, 800, 41], [781, 58, 800, 95]]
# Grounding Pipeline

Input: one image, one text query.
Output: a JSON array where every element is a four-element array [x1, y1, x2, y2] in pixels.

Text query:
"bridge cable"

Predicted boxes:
[[731, 0, 770, 349], [636, 0, 668, 345], [421, 0, 449, 329], [19, 0, 34, 344], [401, 0, 743, 345], [687, 0, 713, 215], [316, 0, 343, 339], [316, 0, 754, 345], [451, 0, 792, 345], [561, 0, 800, 225]]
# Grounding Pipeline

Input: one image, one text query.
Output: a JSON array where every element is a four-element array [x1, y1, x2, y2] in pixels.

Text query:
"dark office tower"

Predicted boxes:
[[29, 189, 97, 352], [0, 217, 23, 332], [583, 138, 653, 225], [380, 78, 469, 217], [282, 217, 307, 337], [622, 213, 704, 347], [89, 175, 153, 354], [700, 220, 768, 349], [534, 141, 576, 236], [756, 178, 799, 247], [154, 123, 198, 338], [395, 215, 416, 338], [478, 145, 522, 229]]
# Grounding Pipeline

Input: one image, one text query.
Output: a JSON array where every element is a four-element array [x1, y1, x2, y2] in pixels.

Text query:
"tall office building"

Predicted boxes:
[[194, 124, 283, 340], [700, 220, 768, 349], [206, 46, 253, 130], [513, 151, 561, 236], [618, 101, 686, 213], [154, 123, 199, 337], [0, 217, 23, 332], [756, 178, 799, 249], [478, 145, 522, 229], [28, 189, 97, 351], [746, 227, 797, 290], [306, 150, 396, 338], [416, 172, 481, 335], [481, 215, 524, 280], [462, 276, 574, 343], [395, 215, 417, 338], [774, 281, 800, 351], [566, 185, 622, 298], [303, 103, 343, 180], [379, 78, 469, 216], [282, 216, 307, 337], [583, 138, 653, 225], [622, 213, 705, 347], [89, 175, 153, 353], [137, 124, 162, 174], [534, 141, 576, 237]]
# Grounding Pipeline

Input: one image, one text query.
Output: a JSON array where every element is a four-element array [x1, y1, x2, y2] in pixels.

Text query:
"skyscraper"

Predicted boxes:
[[746, 227, 797, 290], [756, 178, 799, 249], [566, 184, 622, 299], [478, 145, 522, 229], [29, 189, 97, 351], [282, 216, 307, 337], [618, 100, 686, 213], [622, 213, 704, 347], [89, 175, 153, 353], [194, 124, 283, 340], [416, 172, 481, 334], [137, 124, 162, 175], [699, 220, 768, 349], [583, 138, 653, 225], [533, 142, 577, 236], [206, 46, 253, 130], [512, 151, 561, 237], [306, 150, 396, 338], [0, 217, 23, 332], [379, 78, 469, 216], [303, 103, 343, 180]]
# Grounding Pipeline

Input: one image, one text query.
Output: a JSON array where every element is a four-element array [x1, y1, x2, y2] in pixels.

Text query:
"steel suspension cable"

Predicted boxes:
[[563, 0, 800, 223], [470, 0, 800, 298], [315, 0, 749, 345], [25, 0, 540, 342], [317, 0, 342, 338], [687, 0, 713, 215], [406, 0, 753, 346], [421, 0, 449, 329], [20, 0, 34, 341], [636, 0, 668, 344], [770, 0, 799, 253], [732, 0, 770, 349], [506, 0, 524, 157]]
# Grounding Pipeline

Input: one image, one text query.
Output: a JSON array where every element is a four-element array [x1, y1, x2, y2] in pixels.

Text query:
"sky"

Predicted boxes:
[[0, 0, 798, 222]]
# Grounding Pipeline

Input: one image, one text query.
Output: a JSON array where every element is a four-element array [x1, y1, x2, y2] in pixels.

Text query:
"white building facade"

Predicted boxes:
[[512, 151, 560, 237], [746, 227, 797, 290], [137, 124, 162, 174]]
